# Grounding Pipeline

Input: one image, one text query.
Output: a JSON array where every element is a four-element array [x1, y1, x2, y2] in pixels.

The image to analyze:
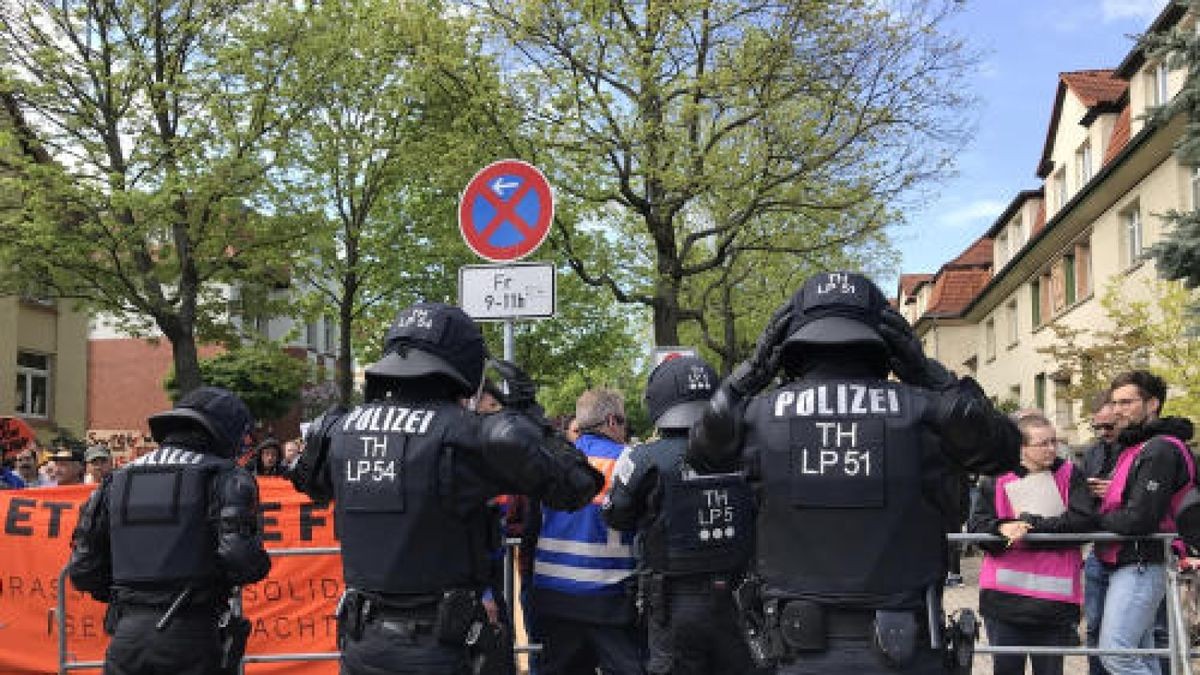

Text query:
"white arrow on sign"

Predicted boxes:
[[491, 177, 519, 198]]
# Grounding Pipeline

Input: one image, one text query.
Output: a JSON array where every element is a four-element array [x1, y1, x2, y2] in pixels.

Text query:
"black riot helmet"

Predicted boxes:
[[644, 355, 719, 431], [147, 386, 254, 458], [365, 302, 486, 400], [781, 271, 890, 374]]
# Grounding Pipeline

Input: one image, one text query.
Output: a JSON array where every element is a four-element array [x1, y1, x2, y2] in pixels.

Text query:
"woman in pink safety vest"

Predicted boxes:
[[968, 412, 1097, 675]]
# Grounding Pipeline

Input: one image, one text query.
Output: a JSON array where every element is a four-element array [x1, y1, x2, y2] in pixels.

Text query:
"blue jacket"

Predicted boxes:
[[533, 433, 636, 623]]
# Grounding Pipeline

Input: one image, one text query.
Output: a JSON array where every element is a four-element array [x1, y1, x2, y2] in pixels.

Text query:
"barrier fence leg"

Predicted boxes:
[[1165, 541, 1193, 675], [57, 564, 69, 675]]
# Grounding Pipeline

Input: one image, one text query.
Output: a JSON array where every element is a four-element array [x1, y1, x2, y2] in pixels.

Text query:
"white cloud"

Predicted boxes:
[[1100, 0, 1166, 22], [935, 199, 1007, 230]]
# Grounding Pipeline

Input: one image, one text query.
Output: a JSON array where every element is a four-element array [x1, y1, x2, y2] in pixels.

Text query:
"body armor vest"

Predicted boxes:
[[751, 378, 943, 604], [330, 401, 486, 594], [109, 446, 230, 585], [645, 455, 754, 576]]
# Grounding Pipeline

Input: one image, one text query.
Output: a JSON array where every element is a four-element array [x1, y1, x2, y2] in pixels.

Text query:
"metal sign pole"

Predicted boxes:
[[503, 319, 515, 361]]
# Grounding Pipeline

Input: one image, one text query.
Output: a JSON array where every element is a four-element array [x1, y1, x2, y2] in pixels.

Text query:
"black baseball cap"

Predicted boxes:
[[644, 355, 719, 430], [366, 302, 486, 397], [148, 386, 254, 456], [784, 271, 888, 347]]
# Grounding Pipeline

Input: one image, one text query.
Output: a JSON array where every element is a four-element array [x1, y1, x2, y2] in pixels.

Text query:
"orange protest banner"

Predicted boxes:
[[0, 477, 341, 674]]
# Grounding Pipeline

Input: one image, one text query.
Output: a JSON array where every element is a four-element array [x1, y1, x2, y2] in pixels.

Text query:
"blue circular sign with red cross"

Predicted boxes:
[[458, 159, 555, 262]]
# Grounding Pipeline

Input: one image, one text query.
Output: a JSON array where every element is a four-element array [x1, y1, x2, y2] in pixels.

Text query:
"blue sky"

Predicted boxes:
[[889, 0, 1170, 285]]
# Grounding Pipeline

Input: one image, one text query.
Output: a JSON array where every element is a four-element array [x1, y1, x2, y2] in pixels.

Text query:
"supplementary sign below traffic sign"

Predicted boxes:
[[459, 159, 555, 262], [459, 263, 556, 321]]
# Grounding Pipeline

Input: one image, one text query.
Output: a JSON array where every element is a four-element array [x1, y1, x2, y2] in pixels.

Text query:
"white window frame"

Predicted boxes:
[[996, 232, 1009, 267], [1053, 169, 1067, 210], [1076, 141, 1093, 186], [1122, 204, 1143, 268], [1153, 61, 1170, 106], [323, 318, 336, 355], [1191, 166, 1200, 210], [1012, 215, 1026, 249], [16, 351, 50, 419]]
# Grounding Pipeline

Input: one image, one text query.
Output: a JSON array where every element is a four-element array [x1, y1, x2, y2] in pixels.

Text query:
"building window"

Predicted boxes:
[[16, 351, 50, 419], [1031, 280, 1042, 327], [1076, 141, 1093, 187], [984, 318, 996, 361], [1006, 300, 1019, 346], [1012, 216, 1026, 249], [1151, 61, 1170, 106], [1121, 203, 1143, 268], [1054, 379, 1074, 431], [1053, 169, 1067, 210], [1192, 167, 1200, 209], [306, 322, 319, 349], [1063, 254, 1076, 306], [1034, 373, 1047, 411], [1075, 240, 1092, 299], [996, 232, 1009, 267], [324, 318, 336, 355]]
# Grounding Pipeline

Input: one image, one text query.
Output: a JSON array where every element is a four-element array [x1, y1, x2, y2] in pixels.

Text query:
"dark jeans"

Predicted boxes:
[[340, 616, 469, 675], [104, 611, 221, 675], [984, 617, 1078, 675], [539, 615, 646, 675], [648, 590, 757, 675], [772, 637, 947, 674]]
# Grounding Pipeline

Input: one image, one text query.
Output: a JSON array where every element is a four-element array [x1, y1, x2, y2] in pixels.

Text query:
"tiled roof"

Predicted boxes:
[[949, 236, 993, 267], [898, 273, 933, 302], [926, 268, 993, 316], [1104, 105, 1132, 165], [1060, 69, 1126, 108]]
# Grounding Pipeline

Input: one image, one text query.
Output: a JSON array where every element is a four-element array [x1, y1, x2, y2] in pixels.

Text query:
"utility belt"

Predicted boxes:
[[639, 572, 737, 626], [107, 586, 249, 675], [338, 588, 510, 675], [732, 577, 977, 673]]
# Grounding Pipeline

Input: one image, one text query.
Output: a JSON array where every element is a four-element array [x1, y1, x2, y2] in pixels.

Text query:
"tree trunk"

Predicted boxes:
[[652, 277, 681, 346], [170, 327, 203, 397], [337, 295, 355, 406]]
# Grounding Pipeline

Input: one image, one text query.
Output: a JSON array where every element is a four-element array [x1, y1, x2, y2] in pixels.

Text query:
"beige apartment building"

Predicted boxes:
[[0, 296, 89, 440], [897, 3, 1195, 442]]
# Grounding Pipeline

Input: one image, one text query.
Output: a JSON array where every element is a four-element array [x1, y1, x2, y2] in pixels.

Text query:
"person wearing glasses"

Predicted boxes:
[[532, 388, 645, 675], [1095, 370, 1195, 675], [968, 412, 1096, 675], [1077, 393, 1120, 675]]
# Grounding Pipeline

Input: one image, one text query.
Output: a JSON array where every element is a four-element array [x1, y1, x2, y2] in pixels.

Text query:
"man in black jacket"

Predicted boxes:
[[68, 387, 272, 675], [1095, 370, 1195, 675], [688, 271, 1020, 674], [289, 302, 603, 674], [603, 355, 756, 674]]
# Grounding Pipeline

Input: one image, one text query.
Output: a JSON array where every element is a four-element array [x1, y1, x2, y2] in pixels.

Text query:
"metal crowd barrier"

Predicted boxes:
[[949, 531, 1199, 675], [55, 533, 1200, 673]]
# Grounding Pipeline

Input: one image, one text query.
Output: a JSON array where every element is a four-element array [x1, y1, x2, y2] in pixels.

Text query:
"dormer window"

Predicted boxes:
[[1012, 215, 1026, 249], [1149, 61, 1170, 106], [1053, 168, 1067, 210], [997, 232, 1009, 267], [1076, 141, 1093, 186]]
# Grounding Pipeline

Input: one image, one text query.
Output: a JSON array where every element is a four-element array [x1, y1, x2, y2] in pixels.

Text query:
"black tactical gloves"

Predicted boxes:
[[728, 304, 795, 398], [487, 359, 539, 412], [878, 307, 956, 391]]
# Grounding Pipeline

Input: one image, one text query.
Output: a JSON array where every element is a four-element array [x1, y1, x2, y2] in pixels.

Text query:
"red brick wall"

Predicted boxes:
[[88, 338, 225, 436]]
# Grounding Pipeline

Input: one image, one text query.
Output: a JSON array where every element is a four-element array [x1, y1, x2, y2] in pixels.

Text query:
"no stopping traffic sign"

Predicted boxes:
[[458, 159, 555, 262]]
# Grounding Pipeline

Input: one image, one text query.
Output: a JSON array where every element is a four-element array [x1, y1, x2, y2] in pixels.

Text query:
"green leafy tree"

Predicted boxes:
[[1145, 0, 1200, 310], [0, 0, 314, 394], [1037, 279, 1200, 420], [470, 0, 973, 347], [165, 343, 308, 422]]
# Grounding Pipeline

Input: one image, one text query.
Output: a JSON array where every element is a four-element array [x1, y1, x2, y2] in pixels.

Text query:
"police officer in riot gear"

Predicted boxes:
[[690, 271, 1020, 674], [68, 387, 271, 675], [603, 355, 757, 675], [290, 301, 603, 675]]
